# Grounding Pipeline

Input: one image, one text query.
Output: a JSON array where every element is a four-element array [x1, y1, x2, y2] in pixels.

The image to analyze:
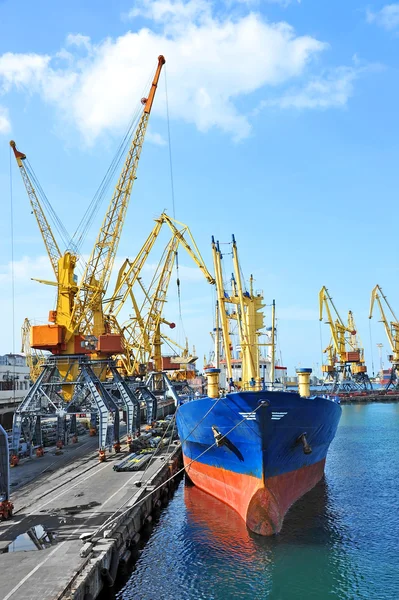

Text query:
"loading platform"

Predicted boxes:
[[0, 418, 181, 600]]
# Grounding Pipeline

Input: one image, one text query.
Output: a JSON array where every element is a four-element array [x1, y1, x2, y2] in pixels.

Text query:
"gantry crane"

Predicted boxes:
[[9, 56, 166, 459], [319, 286, 372, 392], [369, 285, 399, 390]]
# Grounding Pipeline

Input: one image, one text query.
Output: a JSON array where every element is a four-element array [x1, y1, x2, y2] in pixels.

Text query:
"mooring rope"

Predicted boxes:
[[92, 398, 266, 538]]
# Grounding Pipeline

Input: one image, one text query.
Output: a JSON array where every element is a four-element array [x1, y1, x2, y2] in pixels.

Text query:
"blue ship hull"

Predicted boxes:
[[176, 390, 341, 535]]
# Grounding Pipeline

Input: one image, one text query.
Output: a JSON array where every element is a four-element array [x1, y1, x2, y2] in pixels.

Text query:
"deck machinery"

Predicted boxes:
[[9, 56, 165, 460], [319, 286, 372, 393]]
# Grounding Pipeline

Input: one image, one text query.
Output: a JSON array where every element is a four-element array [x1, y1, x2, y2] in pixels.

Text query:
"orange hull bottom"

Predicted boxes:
[[183, 453, 326, 535]]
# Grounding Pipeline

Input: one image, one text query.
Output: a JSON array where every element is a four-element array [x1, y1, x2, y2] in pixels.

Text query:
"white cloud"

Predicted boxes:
[[0, 105, 11, 133], [0, 255, 53, 283], [0, 0, 327, 143], [66, 33, 92, 51], [260, 66, 359, 110], [227, 0, 300, 6], [0, 52, 50, 92], [367, 4, 399, 30], [146, 130, 167, 145]]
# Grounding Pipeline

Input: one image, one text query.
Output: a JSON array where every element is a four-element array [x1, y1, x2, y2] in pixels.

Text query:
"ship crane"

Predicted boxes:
[[211, 235, 267, 391], [9, 56, 166, 459], [319, 286, 372, 393], [369, 284, 399, 390]]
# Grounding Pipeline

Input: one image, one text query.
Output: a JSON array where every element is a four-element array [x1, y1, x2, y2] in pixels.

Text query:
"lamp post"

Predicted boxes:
[[376, 343, 384, 373]]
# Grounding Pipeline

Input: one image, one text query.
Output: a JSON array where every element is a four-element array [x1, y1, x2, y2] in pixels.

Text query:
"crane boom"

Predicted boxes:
[[70, 55, 166, 339], [319, 286, 358, 363], [10, 141, 62, 278], [369, 285, 399, 361], [132, 236, 180, 373], [104, 217, 165, 318], [160, 214, 215, 285], [105, 212, 214, 328], [110, 212, 215, 376]]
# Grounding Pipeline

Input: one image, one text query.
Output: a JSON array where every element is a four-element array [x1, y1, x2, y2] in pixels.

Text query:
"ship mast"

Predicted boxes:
[[271, 299, 276, 386]]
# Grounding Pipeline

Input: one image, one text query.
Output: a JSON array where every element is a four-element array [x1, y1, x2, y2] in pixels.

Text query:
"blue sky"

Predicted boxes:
[[1, 0, 399, 377]]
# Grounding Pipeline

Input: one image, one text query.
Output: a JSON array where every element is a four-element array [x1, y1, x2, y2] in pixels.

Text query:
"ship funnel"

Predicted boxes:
[[296, 368, 312, 398], [205, 368, 220, 399]]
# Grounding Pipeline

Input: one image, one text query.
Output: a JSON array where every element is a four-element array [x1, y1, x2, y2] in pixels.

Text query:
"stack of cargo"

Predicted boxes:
[[113, 418, 178, 472]]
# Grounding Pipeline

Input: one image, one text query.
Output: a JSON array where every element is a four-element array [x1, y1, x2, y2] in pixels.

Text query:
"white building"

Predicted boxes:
[[0, 354, 30, 428]]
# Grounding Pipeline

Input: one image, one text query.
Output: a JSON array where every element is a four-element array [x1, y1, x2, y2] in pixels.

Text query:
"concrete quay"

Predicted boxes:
[[0, 419, 182, 600]]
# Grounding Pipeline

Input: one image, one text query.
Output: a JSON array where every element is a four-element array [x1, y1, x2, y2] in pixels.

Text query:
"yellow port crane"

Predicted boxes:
[[10, 55, 165, 361], [9, 56, 166, 457], [369, 284, 399, 389], [106, 213, 214, 378], [319, 286, 372, 392]]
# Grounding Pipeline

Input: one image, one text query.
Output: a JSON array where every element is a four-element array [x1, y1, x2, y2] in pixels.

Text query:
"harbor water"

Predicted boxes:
[[116, 403, 399, 600]]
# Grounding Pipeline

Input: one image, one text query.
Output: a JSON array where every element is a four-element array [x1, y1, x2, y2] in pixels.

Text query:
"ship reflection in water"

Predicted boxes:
[[183, 478, 358, 600]]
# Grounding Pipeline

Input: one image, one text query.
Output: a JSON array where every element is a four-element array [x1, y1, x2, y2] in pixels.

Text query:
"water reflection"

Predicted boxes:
[[184, 478, 362, 600], [3, 524, 57, 553]]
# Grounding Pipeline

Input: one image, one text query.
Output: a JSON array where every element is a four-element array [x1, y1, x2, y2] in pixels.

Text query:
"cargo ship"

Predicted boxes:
[[175, 236, 341, 535]]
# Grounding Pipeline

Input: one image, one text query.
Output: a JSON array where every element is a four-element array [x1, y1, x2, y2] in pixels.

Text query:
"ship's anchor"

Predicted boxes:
[[297, 432, 312, 454], [212, 425, 226, 447]]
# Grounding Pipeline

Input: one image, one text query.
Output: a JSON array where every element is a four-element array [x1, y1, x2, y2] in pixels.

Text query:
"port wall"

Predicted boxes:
[[59, 444, 182, 600]]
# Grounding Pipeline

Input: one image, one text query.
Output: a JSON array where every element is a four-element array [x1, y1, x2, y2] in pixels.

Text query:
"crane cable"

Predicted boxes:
[[71, 106, 142, 255], [92, 396, 266, 539], [165, 66, 185, 341], [9, 147, 16, 403], [71, 68, 155, 256], [25, 159, 72, 252]]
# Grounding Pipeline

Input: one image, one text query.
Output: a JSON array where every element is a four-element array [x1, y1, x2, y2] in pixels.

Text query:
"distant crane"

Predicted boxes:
[[21, 318, 46, 382], [319, 286, 372, 392], [369, 285, 399, 390], [9, 56, 166, 459]]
